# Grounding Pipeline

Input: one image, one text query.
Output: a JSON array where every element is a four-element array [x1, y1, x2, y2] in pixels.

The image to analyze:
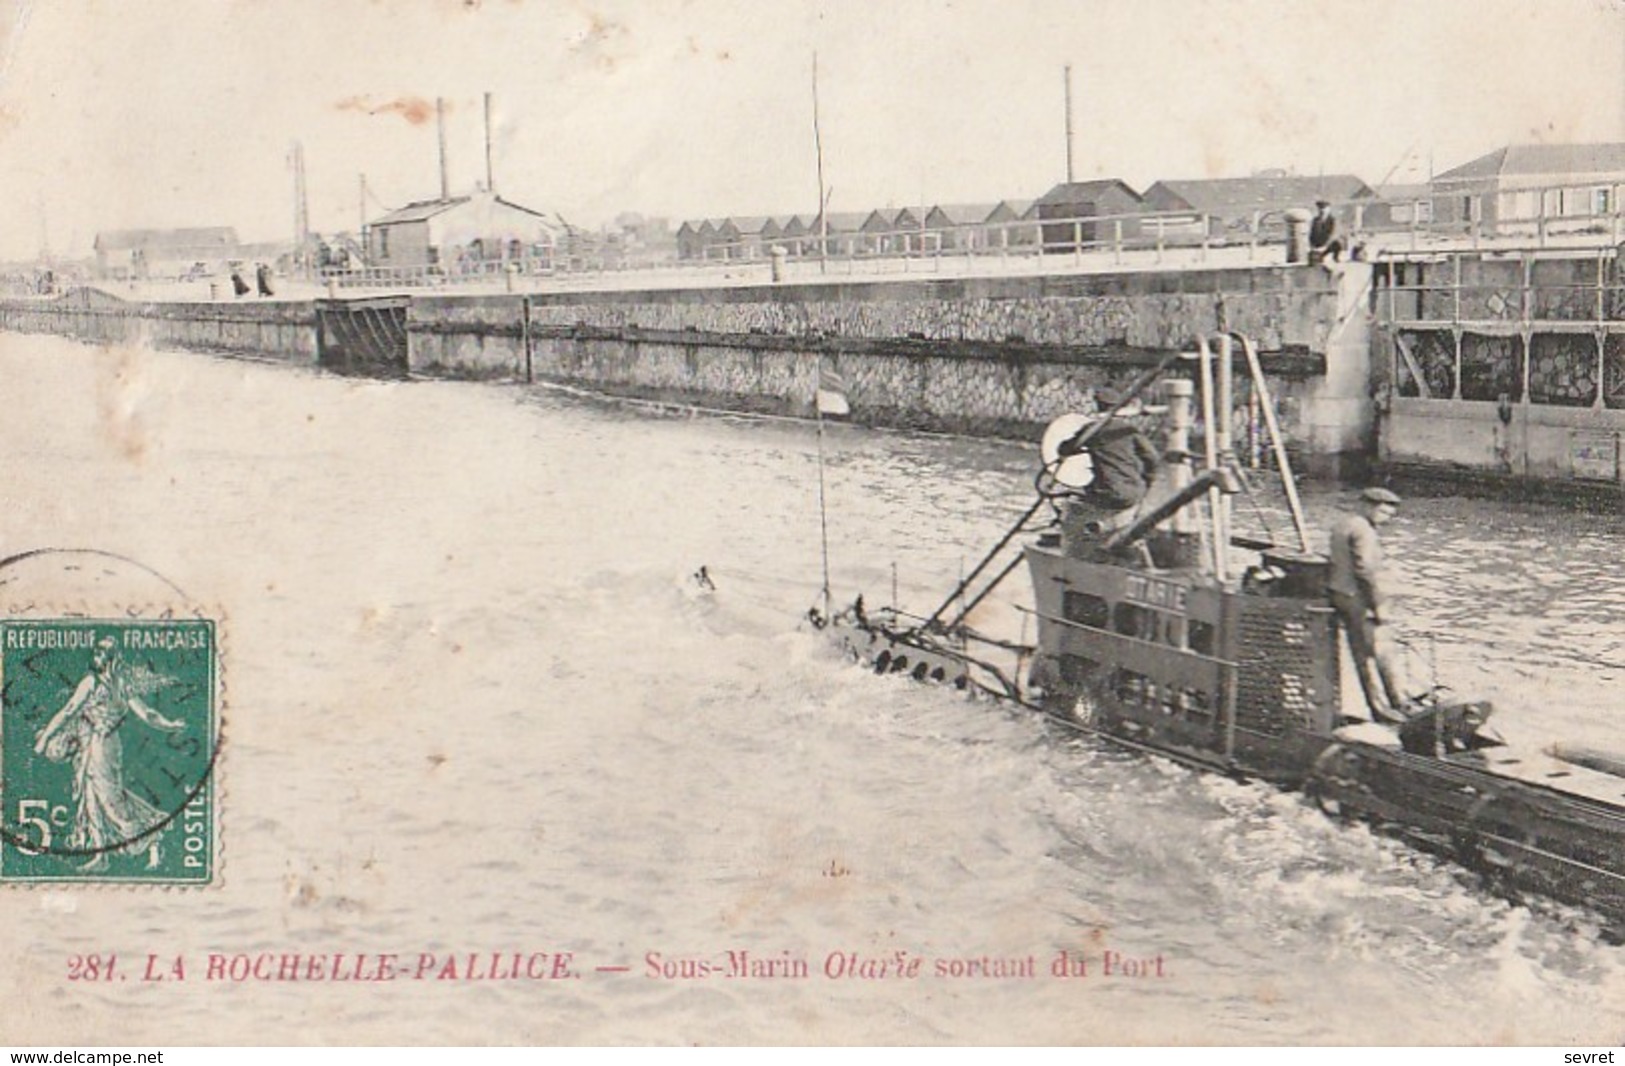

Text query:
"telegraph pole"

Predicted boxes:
[[484, 91, 495, 193], [813, 53, 828, 274], [1064, 64, 1075, 184]]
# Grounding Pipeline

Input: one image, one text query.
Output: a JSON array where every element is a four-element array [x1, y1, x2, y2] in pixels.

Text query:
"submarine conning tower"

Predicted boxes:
[[1028, 333, 1348, 773]]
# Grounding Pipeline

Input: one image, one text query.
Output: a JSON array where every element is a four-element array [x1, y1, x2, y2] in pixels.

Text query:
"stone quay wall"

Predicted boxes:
[[2, 265, 1369, 464], [407, 267, 1363, 455], [0, 289, 317, 364]]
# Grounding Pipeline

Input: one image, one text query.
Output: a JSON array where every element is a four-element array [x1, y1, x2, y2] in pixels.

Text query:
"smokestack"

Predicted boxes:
[[484, 92, 495, 194], [292, 141, 309, 247], [1064, 65, 1075, 184], [437, 97, 450, 201]]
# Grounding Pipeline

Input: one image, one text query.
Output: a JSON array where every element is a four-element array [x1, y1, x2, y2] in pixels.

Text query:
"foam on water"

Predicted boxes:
[[0, 335, 1622, 1044]]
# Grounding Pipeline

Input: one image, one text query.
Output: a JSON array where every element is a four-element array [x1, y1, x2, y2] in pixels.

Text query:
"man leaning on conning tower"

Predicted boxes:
[[1058, 388, 1161, 556]]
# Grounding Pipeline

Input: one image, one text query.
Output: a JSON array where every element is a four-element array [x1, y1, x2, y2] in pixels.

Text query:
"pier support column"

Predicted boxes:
[[1296, 261, 1375, 479]]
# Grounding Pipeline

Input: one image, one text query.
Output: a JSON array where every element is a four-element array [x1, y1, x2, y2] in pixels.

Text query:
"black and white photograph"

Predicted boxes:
[[1, 0, 1623, 1049]]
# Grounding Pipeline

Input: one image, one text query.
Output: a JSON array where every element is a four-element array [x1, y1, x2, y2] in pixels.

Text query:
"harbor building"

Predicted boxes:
[[1142, 174, 1373, 241], [1428, 143, 1625, 237], [366, 190, 557, 273], [1034, 179, 1146, 252], [93, 227, 240, 281]]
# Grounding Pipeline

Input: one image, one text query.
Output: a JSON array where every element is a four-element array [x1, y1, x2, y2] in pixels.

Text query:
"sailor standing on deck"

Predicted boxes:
[[1328, 487, 1412, 723]]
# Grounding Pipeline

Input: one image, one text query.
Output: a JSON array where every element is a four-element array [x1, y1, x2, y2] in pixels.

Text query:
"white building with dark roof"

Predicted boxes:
[[93, 227, 240, 280], [367, 191, 557, 270], [1430, 143, 1625, 233]]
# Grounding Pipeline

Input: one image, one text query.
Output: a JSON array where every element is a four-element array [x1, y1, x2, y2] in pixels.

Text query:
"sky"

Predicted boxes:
[[2, 0, 1625, 260]]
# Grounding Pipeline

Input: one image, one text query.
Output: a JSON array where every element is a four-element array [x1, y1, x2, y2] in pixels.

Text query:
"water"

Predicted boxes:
[[0, 333, 1621, 1045]]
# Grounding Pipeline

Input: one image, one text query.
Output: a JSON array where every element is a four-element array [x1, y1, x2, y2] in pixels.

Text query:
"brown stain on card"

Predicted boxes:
[[576, 11, 625, 48], [94, 348, 148, 463], [718, 846, 859, 929], [335, 95, 437, 125], [569, 10, 631, 71]]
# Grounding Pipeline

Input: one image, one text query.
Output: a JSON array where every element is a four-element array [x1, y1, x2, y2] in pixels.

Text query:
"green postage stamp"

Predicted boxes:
[[0, 619, 218, 884]]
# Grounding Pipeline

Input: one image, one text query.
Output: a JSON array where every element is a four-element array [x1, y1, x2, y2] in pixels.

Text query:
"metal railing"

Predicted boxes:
[[1375, 243, 1625, 409], [1354, 179, 1625, 252], [1377, 245, 1625, 326], [686, 207, 1272, 269], [321, 257, 559, 289], [684, 179, 1625, 263], [50, 177, 1625, 300]]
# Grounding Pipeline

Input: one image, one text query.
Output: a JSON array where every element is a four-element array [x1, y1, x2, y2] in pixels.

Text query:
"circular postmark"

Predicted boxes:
[[0, 549, 219, 884]]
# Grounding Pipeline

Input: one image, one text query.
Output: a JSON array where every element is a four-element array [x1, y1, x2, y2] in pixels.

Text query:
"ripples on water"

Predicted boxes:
[[0, 337, 1621, 1044]]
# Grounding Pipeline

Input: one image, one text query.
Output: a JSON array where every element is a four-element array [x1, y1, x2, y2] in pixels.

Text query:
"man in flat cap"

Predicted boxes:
[[1058, 386, 1162, 555], [1328, 487, 1411, 722], [1308, 199, 1343, 266], [1076, 387, 1161, 510]]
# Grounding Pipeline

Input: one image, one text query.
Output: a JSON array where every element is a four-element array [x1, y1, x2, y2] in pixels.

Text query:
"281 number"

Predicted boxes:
[[66, 954, 118, 981]]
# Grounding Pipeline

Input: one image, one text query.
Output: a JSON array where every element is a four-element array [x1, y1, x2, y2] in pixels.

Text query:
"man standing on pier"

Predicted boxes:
[[1328, 487, 1411, 723]]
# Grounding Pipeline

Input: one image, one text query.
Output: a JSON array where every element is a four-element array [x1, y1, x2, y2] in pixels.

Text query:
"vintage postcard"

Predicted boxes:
[[1, 0, 1624, 1048]]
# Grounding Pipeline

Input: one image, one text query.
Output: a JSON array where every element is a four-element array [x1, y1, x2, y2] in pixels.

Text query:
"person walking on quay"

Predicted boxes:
[[1328, 486, 1411, 723], [255, 262, 275, 298], [229, 264, 250, 298]]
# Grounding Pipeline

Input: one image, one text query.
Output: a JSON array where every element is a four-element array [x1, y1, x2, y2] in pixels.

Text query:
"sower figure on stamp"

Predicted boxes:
[[1328, 487, 1413, 724], [33, 636, 185, 871]]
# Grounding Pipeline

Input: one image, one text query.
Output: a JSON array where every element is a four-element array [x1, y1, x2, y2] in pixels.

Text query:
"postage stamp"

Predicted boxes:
[[0, 618, 218, 884]]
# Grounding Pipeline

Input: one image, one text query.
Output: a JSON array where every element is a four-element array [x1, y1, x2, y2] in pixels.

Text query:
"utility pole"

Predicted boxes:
[[813, 52, 828, 274], [1064, 64, 1075, 184], [358, 173, 368, 252], [484, 91, 495, 194]]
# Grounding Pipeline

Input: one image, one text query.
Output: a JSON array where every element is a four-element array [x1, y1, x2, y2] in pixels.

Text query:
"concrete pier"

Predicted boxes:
[[0, 262, 1374, 472], [0, 287, 316, 364], [1375, 247, 1625, 496]]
